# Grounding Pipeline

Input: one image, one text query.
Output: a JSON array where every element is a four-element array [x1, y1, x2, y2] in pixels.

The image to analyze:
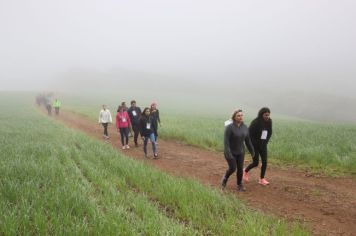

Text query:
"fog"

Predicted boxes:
[[1, 1, 356, 122]]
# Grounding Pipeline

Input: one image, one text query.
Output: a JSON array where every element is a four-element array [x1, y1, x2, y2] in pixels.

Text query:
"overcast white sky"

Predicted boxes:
[[1, 0, 355, 95]]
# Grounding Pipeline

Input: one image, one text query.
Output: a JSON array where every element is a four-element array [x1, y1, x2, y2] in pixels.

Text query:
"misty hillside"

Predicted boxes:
[[51, 68, 356, 123]]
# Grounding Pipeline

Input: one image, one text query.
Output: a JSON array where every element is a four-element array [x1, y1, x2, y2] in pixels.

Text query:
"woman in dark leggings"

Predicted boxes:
[[221, 109, 254, 192], [243, 107, 272, 186]]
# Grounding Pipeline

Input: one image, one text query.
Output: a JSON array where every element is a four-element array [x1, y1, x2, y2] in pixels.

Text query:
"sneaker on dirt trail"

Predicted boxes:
[[259, 178, 270, 186], [221, 177, 227, 189], [237, 184, 246, 192]]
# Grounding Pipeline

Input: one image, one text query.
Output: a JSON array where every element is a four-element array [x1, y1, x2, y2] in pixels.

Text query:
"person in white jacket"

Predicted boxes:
[[98, 105, 112, 139]]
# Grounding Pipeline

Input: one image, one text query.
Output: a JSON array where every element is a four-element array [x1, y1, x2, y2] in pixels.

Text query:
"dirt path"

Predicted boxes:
[[50, 110, 356, 235]]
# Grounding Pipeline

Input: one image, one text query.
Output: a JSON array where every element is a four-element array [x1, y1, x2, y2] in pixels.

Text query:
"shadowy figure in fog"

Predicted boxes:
[[45, 95, 52, 115], [221, 109, 255, 192], [53, 98, 61, 115], [139, 107, 158, 159], [98, 105, 112, 139], [243, 107, 273, 186]]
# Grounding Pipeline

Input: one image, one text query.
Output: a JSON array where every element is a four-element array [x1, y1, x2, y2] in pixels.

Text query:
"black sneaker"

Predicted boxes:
[[221, 177, 227, 189], [237, 184, 246, 192]]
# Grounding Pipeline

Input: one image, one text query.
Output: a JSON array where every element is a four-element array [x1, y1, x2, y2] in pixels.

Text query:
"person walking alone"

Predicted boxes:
[[128, 100, 142, 147], [98, 105, 112, 139], [116, 105, 131, 149], [221, 109, 255, 192], [139, 107, 158, 159], [243, 107, 273, 186]]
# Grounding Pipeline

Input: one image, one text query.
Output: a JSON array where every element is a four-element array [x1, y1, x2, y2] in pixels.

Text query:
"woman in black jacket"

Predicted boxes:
[[221, 109, 255, 192], [243, 107, 272, 186], [139, 107, 158, 159]]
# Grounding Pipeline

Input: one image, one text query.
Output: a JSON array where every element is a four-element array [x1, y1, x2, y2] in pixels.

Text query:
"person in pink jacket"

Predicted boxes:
[[116, 105, 132, 149]]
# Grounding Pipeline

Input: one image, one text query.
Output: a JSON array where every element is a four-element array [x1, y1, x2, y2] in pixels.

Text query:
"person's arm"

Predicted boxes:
[[115, 113, 120, 129], [266, 120, 272, 143], [127, 112, 131, 128], [248, 119, 258, 141], [224, 125, 233, 159], [157, 110, 161, 124], [245, 129, 255, 157], [98, 111, 102, 123], [139, 118, 144, 137], [109, 111, 113, 123]]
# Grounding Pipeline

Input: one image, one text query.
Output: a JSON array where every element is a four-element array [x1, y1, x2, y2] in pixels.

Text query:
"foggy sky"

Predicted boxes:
[[1, 0, 356, 96]]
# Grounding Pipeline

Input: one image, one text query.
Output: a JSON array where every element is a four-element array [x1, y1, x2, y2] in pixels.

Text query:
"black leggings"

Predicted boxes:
[[119, 127, 129, 146], [223, 152, 245, 186], [102, 123, 108, 136], [245, 146, 268, 178], [132, 125, 140, 145]]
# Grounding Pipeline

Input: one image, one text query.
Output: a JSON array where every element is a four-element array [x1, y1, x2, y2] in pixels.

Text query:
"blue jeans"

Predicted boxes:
[[143, 133, 157, 155]]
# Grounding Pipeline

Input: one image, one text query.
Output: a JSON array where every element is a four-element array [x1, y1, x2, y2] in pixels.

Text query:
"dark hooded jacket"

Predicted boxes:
[[139, 115, 156, 137], [248, 108, 272, 149]]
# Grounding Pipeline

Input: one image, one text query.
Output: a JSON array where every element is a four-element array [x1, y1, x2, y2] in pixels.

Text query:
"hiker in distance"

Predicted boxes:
[[127, 100, 142, 147], [98, 105, 113, 139], [243, 107, 272, 186], [221, 109, 255, 192], [116, 104, 131, 149], [139, 107, 158, 159], [53, 98, 61, 115]]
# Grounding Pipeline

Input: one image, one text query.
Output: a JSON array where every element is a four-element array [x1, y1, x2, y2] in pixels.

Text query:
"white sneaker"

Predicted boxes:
[[126, 145, 130, 149], [122, 146, 126, 150]]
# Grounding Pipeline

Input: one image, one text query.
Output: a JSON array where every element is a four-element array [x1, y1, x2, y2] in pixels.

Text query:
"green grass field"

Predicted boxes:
[[0, 92, 308, 235], [61, 94, 356, 176]]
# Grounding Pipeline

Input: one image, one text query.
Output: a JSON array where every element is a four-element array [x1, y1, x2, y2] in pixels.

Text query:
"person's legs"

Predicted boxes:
[[119, 128, 125, 146], [143, 136, 149, 157], [245, 149, 260, 172], [55, 107, 59, 115], [102, 123, 108, 136], [47, 105, 51, 115], [154, 128, 158, 142], [236, 154, 245, 186], [124, 127, 129, 145], [149, 133, 157, 156], [222, 153, 237, 186], [133, 125, 139, 146], [260, 147, 268, 178]]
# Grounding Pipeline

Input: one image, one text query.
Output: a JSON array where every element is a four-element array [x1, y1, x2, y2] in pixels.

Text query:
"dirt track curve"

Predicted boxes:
[[48, 110, 356, 235]]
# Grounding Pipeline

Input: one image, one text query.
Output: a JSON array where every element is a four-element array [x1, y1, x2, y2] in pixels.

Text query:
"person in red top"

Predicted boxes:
[[116, 105, 131, 149]]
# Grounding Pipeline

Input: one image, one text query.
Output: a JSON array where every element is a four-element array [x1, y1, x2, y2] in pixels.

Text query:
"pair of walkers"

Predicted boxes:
[[221, 107, 272, 191]]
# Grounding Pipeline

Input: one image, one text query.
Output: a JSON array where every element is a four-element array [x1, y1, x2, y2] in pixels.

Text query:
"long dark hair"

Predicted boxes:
[[257, 107, 271, 119], [117, 105, 123, 112], [141, 107, 150, 117]]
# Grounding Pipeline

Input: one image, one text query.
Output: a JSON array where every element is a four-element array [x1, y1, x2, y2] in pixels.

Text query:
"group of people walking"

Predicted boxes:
[[98, 100, 161, 158], [36, 93, 61, 115], [221, 107, 272, 191]]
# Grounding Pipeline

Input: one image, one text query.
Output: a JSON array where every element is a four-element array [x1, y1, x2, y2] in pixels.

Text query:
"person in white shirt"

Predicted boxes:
[[98, 105, 113, 139]]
